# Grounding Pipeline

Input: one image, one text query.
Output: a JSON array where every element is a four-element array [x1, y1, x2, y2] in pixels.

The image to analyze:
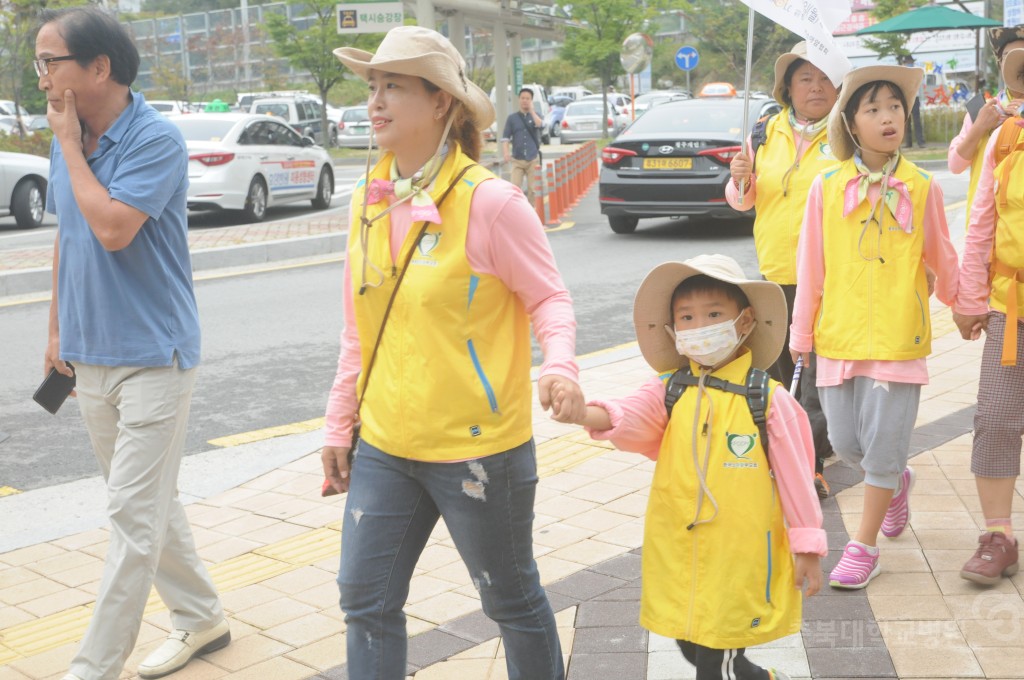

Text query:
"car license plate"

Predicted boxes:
[[579, 122, 598, 131], [643, 157, 692, 170]]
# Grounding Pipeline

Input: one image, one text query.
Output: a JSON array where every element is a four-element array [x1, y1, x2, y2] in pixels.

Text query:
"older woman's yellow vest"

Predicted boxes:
[[348, 146, 533, 460], [814, 158, 932, 361], [751, 108, 835, 285], [641, 350, 799, 648]]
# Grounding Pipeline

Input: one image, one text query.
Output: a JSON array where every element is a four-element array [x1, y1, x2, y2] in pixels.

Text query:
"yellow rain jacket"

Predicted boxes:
[[348, 145, 533, 460], [990, 122, 1024, 366], [641, 350, 799, 648]]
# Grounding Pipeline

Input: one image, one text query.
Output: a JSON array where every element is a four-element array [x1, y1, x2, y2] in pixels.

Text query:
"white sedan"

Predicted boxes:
[[0, 151, 48, 229], [169, 113, 334, 222]]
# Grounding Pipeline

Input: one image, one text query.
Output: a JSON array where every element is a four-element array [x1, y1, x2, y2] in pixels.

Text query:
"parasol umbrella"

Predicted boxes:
[[854, 4, 1000, 34], [854, 5, 1001, 92]]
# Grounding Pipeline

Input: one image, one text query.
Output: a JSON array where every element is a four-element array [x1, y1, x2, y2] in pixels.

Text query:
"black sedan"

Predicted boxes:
[[598, 97, 782, 234]]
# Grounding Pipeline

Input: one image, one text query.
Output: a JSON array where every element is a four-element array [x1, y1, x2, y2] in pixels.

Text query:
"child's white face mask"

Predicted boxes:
[[668, 317, 743, 367]]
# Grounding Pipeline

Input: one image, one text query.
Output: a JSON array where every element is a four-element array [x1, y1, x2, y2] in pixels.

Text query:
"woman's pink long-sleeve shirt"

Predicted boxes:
[[584, 376, 826, 557], [324, 178, 579, 447], [958, 131, 1007, 315], [947, 113, 976, 175], [790, 173, 960, 386]]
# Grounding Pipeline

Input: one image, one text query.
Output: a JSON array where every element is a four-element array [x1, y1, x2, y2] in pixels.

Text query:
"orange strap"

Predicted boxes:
[[992, 258, 1024, 366]]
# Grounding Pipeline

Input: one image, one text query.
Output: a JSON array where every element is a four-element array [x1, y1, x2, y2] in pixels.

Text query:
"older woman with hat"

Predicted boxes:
[[726, 42, 842, 498], [952, 47, 1024, 587], [948, 26, 1024, 226], [320, 26, 584, 678]]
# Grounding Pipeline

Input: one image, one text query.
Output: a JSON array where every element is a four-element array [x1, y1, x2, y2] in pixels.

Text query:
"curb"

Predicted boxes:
[[0, 231, 345, 298]]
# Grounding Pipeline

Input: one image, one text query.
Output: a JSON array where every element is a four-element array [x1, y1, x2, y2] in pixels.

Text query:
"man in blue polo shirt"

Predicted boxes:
[[37, 7, 228, 680]]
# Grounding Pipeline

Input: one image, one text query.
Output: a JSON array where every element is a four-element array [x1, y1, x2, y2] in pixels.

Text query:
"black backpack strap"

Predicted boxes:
[[665, 366, 750, 417], [749, 112, 776, 174], [745, 367, 772, 463]]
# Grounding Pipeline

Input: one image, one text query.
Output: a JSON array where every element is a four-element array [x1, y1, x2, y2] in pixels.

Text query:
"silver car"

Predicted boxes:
[[560, 100, 621, 143], [0, 151, 48, 229], [337, 105, 371, 148]]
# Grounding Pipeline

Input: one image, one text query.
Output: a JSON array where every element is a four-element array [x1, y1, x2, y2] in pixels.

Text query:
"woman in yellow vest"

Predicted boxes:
[[948, 26, 1024, 227], [321, 27, 585, 679], [951, 48, 1024, 587], [791, 65, 960, 590], [727, 42, 843, 499]]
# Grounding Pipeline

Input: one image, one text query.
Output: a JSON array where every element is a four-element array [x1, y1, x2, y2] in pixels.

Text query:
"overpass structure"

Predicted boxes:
[[411, 0, 574, 138]]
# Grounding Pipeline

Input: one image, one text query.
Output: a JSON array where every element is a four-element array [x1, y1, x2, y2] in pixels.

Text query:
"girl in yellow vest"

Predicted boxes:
[[559, 254, 825, 680], [951, 48, 1024, 587], [727, 42, 843, 499], [791, 65, 960, 589], [321, 27, 585, 679], [948, 26, 1024, 228]]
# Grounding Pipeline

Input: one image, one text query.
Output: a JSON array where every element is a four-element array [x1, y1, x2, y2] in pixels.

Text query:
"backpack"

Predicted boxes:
[[994, 118, 1024, 208], [663, 365, 772, 461], [749, 113, 778, 173]]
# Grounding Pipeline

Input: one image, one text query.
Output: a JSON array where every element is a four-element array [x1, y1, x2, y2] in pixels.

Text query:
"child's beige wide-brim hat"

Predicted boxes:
[[1002, 48, 1024, 93], [333, 26, 495, 130], [826, 65, 924, 161], [632, 254, 788, 373]]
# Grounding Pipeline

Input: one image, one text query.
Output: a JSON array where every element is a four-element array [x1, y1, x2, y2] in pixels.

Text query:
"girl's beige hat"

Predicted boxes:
[[333, 26, 495, 130], [632, 254, 788, 373], [826, 65, 923, 161], [1002, 48, 1024, 93]]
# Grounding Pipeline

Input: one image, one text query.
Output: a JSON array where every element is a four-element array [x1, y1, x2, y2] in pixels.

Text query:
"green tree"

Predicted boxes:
[[560, 0, 658, 135], [265, 0, 382, 145], [524, 58, 586, 90], [141, 0, 272, 14], [0, 0, 76, 127], [860, 0, 928, 60], [679, 0, 796, 92]]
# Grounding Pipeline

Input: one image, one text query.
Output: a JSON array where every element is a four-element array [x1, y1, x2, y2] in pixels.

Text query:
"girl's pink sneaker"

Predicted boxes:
[[829, 541, 881, 589], [881, 467, 916, 538]]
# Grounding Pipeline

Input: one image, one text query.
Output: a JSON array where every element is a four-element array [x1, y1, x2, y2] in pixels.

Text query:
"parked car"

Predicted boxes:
[[0, 100, 30, 117], [0, 151, 49, 229], [250, 95, 338, 147], [148, 100, 188, 116], [578, 93, 632, 131], [631, 90, 689, 117], [337, 105, 371, 148], [550, 86, 593, 102], [543, 96, 573, 139], [169, 113, 334, 222], [560, 99, 623, 143], [598, 96, 782, 234]]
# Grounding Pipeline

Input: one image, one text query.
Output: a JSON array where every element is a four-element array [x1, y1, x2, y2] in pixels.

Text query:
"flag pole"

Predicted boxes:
[[738, 7, 755, 205]]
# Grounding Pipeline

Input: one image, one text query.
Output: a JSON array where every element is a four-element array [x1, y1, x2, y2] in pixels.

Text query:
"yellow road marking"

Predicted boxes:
[[207, 417, 326, 447], [944, 199, 967, 212], [0, 487, 21, 497], [0, 428, 615, 664], [545, 221, 575, 233]]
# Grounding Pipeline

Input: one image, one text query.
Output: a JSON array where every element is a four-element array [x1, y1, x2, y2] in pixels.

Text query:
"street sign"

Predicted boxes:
[[675, 46, 699, 72], [337, 1, 404, 34]]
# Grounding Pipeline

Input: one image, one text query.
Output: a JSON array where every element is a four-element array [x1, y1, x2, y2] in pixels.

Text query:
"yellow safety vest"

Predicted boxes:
[[751, 109, 835, 285], [641, 349, 799, 649], [348, 145, 533, 460], [990, 121, 1024, 366], [814, 158, 932, 361]]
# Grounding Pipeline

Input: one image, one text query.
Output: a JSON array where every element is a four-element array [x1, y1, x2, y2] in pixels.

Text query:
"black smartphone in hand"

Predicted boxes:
[[33, 363, 76, 414]]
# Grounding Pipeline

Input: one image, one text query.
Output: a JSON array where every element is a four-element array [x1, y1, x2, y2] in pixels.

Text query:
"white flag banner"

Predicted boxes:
[[738, 0, 853, 87]]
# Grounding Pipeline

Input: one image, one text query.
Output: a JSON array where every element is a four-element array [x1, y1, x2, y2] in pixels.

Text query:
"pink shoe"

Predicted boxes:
[[881, 467, 915, 538], [829, 541, 881, 589]]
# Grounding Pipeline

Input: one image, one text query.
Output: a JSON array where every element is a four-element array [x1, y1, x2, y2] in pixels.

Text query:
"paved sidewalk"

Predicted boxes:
[[3, 181, 1022, 678], [2, 317, 1021, 679]]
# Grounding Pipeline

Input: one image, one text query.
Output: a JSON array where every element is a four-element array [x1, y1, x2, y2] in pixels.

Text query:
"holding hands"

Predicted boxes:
[[539, 374, 586, 424], [952, 312, 988, 341]]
